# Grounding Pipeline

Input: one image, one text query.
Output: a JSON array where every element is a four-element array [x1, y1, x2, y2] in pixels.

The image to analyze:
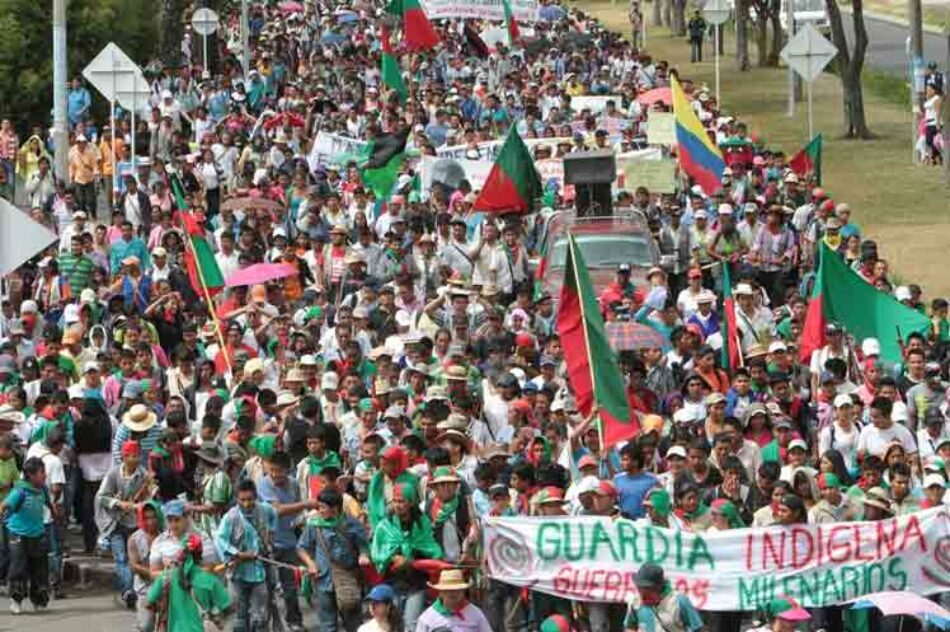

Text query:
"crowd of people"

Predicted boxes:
[[0, 1, 949, 632]]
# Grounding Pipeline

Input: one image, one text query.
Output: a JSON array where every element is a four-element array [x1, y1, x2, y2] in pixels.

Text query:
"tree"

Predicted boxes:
[[671, 0, 687, 35], [749, 0, 782, 67], [734, 0, 751, 70], [160, 0, 187, 67], [0, 0, 157, 132], [768, 0, 783, 66], [825, 0, 872, 138]]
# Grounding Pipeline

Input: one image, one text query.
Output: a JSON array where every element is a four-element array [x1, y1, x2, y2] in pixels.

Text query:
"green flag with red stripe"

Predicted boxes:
[[386, 0, 440, 51], [556, 234, 637, 448], [472, 126, 542, 215], [170, 174, 225, 294]]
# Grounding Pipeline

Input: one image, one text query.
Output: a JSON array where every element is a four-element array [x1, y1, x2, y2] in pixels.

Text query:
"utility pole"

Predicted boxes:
[[242, 0, 250, 83], [52, 0, 68, 181], [786, 0, 796, 116], [910, 0, 925, 163]]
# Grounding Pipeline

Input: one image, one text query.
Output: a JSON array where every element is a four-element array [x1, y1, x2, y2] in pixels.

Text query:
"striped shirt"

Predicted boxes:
[[58, 252, 96, 293]]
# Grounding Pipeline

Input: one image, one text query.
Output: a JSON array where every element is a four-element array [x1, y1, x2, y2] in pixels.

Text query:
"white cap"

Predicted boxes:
[[73, 210, 87, 219], [694, 209, 708, 220], [84, 361, 100, 374], [666, 445, 688, 459], [673, 408, 696, 424], [891, 401, 909, 422], [75, 134, 88, 142], [861, 338, 881, 357], [161, 89, 173, 99], [63, 303, 80, 325], [272, 227, 287, 239], [20, 300, 38, 315], [923, 474, 946, 489], [788, 439, 808, 452], [321, 371, 339, 390], [299, 354, 318, 366], [733, 283, 755, 296], [834, 394, 854, 408], [894, 286, 912, 302], [395, 310, 412, 328], [576, 475, 602, 496], [80, 288, 97, 304], [768, 341, 788, 353], [152, 246, 168, 257], [718, 203, 734, 216]]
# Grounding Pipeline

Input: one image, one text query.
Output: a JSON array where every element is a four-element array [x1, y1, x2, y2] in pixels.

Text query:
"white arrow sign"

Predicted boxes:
[[0, 199, 58, 278], [780, 23, 838, 83]]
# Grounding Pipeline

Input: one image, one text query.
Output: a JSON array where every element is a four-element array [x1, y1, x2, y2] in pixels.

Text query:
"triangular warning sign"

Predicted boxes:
[[0, 199, 58, 277]]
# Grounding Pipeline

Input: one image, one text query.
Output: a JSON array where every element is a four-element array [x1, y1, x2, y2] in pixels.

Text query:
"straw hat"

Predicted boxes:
[[427, 569, 470, 591], [122, 404, 157, 433]]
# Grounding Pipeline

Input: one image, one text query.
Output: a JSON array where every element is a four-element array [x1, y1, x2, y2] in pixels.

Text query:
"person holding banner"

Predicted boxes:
[[623, 564, 704, 632]]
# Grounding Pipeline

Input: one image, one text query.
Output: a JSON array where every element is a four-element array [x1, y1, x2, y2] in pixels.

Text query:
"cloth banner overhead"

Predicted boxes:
[[421, 0, 539, 22], [308, 132, 368, 170], [485, 509, 950, 611]]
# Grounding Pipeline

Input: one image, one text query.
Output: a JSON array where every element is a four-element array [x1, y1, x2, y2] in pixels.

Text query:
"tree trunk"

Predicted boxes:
[[653, 0, 662, 28], [672, 0, 687, 35], [768, 0, 783, 66], [825, 0, 873, 137], [160, 0, 186, 66], [663, 0, 672, 28], [755, 14, 768, 66], [734, 0, 751, 70]]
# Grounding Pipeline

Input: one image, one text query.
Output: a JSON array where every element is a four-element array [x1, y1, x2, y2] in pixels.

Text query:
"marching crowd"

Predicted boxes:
[[0, 1, 949, 632]]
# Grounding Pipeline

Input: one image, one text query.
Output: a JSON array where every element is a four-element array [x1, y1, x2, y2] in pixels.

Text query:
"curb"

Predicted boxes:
[[63, 557, 115, 590], [842, 6, 945, 36]]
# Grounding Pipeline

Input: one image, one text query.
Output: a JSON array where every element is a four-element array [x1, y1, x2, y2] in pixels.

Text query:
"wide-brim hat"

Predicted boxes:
[[196, 443, 226, 467], [122, 404, 157, 432], [427, 568, 470, 591]]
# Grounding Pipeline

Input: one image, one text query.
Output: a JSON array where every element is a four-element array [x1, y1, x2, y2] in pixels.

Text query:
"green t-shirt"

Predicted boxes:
[[0, 457, 19, 502], [147, 565, 231, 632]]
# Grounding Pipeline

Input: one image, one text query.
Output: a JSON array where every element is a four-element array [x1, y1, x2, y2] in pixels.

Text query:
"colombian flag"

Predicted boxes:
[[671, 76, 725, 195]]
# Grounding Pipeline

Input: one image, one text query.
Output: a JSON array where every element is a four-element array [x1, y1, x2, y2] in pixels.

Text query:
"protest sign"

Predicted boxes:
[[419, 155, 494, 197], [485, 510, 950, 610], [622, 159, 677, 193], [571, 95, 622, 115], [646, 112, 676, 146], [307, 132, 367, 170], [436, 137, 572, 161], [421, 0, 538, 22]]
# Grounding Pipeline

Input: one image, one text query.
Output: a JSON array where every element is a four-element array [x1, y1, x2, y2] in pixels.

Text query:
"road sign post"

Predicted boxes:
[[191, 8, 221, 74], [703, 0, 731, 106], [780, 23, 837, 141], [83, 43, 150, 198]]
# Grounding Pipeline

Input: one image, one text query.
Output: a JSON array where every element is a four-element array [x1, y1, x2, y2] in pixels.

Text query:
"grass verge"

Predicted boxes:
[[579, 0, 950, 296]]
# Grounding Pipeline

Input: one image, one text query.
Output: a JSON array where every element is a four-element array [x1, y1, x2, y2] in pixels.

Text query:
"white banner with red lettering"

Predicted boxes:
[[485, 509, 950, 610], [421, 0, 539, 22]]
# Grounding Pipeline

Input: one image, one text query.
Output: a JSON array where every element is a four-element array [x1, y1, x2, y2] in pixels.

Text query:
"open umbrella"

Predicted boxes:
[[226, 263, 299, 288], [279, 1, 304, 14], [221, 196, 284, 213], [539, 4, 567, 20], [605, 322, 668, 351], [852, 592, 950, 628], [320, 31, 347, 46], [334, 8, 359, 23], [637, 87, 672, 107]]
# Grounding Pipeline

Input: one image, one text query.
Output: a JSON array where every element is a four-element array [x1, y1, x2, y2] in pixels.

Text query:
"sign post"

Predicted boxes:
[[702, 0, 731, 106], [82, 43, 150, 197], [191, 8, 221, 74], [780, 23, 837, 141]]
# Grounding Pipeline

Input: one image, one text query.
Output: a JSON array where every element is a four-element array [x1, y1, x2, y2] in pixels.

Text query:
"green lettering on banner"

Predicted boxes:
[[617, 519, 638, 562], [840, 565, 861, 598], [886, 558, 908, 591], [687, 535, 715, 571], [645, 526, 669, 564], [820, 568, 842, 604], [564, 524, 587, 562], [591, 521, 620, 562], [537, 521, 561, 561]]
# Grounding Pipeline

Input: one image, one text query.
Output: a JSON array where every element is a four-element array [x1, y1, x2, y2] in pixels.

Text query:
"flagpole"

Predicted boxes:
[[569, 233, 607, 449]]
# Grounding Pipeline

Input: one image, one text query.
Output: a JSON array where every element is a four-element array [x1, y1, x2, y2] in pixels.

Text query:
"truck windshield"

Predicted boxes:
[[550, 234, 654, 269]]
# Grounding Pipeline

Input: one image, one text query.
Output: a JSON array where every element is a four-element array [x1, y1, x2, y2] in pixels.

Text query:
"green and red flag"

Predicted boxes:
[[170, 174, 225, 295], [380, 26, 408, 104], [799, 242, 930, 364], [362, 126, 410, 200], [556, 233, 637, 448], [720, 263, 741, 372], [789, 134, 822, 185], [386, 0, 440, 51], [502, 0, 520, 45], [472, 127, 542, 214]]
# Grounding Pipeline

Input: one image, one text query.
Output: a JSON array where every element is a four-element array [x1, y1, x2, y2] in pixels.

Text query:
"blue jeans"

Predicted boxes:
[[109, 526, 134, 596], [394, 589, 426, 632], [314, 590, 361, 632], [232, 578, 269, 632], [45, 523, 62, 590]]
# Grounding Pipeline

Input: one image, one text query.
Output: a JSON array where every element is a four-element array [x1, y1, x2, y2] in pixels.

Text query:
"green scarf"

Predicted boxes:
[[429, 494, 460, 528], [432, 597, 469, 618], [369, 512, 443, 573], [366, 470, 419, 529], [307, 514, 343, 529], [306, 450, 342, 475]]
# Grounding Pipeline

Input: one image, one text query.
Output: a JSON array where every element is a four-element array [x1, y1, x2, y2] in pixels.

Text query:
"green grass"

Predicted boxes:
[[861, 69, 912, 109], [578, 0, 950, 296]]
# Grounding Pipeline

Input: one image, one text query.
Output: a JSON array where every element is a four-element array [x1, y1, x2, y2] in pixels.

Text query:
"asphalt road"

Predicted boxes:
[[0, 590, 132, 632], [842, 13, 947, 74]]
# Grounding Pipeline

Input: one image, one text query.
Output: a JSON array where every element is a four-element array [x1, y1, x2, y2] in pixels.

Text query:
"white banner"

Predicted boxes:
[[307, 132, 367, 171], [435, 136, 573, 161], [419, 155, 494, 197], [570, 95, 624, 115], [422, 0, 539, 22], [485, 509, 950, 610]]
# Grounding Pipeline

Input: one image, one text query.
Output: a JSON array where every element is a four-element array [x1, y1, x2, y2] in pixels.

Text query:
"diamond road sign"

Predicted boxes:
[[82, 43, 149, 110], [780, 23, 838, 83]]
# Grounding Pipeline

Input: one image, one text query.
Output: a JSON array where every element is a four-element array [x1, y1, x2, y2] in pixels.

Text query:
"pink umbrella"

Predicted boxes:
[[852, 591, 950, 627], [279, 1, 304, 14], [226, 263, 298, 287], [637, 87, 672, 107]]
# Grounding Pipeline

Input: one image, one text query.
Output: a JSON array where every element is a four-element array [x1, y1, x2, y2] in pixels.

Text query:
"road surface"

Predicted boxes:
[[842, 12, 947, 74], [0, 591, 131, 632]]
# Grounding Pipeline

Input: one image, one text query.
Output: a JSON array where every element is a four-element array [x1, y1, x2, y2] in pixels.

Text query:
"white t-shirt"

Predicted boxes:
[[25, 442, 65, 524], [818, 422, 860, 472], [856, 422, 917, 457]]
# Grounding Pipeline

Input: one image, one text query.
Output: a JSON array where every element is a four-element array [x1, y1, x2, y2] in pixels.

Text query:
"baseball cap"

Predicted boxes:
[[768, 341, 787, 354], [665, 445, 687, 460], [833, 394, 853, 409], [924, 474, 947, 489], [366, 584, 395, 602], [767, 596, 811, 622], [787, 439, 808, 452]]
